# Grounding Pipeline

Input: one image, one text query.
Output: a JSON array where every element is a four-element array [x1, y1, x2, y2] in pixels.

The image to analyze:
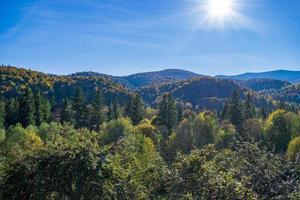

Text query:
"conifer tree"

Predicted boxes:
[[157, 93, 177, 133], [42, 98, 52, 123], [244, 93, 256, 120], [89, 88, 105, 130], [0, 100, 5, 129], [34, 90, 44, 126], [19, 87, 35, 127], [72, 88, 87, 128], [177, 103, 184, 123], [61, 97, 73, 123], [167, 94, 177, 131], [228, 89, 244, 128], [220, 102, 230, 121], [124, 94, 134, 118], [5, 98, 19, 127], [260, 107, 268, 119], [107, 97, 120, 121], [130, 94, 144, 125]]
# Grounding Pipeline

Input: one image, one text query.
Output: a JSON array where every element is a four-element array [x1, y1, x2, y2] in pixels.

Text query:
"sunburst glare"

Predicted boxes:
[[186, 0, 255, 30]]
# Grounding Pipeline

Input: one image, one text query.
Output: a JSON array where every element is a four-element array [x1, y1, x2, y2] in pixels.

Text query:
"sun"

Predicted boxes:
[[207, 0, 235, 19], [186, 0, 254, 31]]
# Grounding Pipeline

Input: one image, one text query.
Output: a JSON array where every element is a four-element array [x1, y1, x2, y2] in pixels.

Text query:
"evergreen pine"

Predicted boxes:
[[19, 87, 35, 127], [157, 93, 177, 134], [61, 97, 73, 123], [5, 98, 19, 127], [260, 107, 268, 119], [125, 94, 134, 118], [228, 89, 244, 128], [244, 93, 256, 119], [130, 94, 144, 125], [72, 88, 87, 128], [177, 103, 184, 123], [42, 98, 52, 123], [34, 90, 44, 126], [89, 88, 105, 130], [0, 100, 5, 129], [107, 96, 120, 121]]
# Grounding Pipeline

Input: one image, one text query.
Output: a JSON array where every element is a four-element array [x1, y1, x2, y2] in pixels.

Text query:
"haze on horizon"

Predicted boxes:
[[0, 0, 300, 76]]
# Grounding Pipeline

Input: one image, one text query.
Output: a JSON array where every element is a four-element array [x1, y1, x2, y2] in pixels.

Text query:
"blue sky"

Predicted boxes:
[[0, 0, 300, 76]]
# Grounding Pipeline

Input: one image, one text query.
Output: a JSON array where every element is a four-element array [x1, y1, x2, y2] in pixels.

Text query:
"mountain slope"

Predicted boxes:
[[0, 66, 130, 105], [234, 79, 291, 91], [217, 70, 300, 83], [139, 77, 273, 111], [72, 69, 202, 89]]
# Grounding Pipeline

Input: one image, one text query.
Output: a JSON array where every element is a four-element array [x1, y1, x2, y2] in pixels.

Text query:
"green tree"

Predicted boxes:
[[0, 135, 111, 200], [102, 117, 134, 144], [108, 133, 167, 199], [244, 93, 256, 119], [19, 87, 35, 127], [107, 96, 120, 121], [34, 90, 44, 126], [264, 110, 298, 153], [242, 118, 264, 142], [0, 100, 5, 129], [157, 93, 177, 135], [5, 98, 19, 127], [61, 97, 73, 123], [228, 90, 244, 129], [220, 102, 230, 120], [130, 94, 144, 125], [124, 94, 134, 117], [287, 136, 300, 161], [89, 88, 105, 130], [72, 88, 87, 128], [42, 98, 52, 123]]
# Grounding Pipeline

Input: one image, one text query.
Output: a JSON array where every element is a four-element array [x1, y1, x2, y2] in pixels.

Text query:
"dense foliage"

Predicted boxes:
[[0, 66, 300, 199]]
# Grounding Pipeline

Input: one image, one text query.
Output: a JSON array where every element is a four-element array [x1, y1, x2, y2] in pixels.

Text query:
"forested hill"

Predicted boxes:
[[1, 65, 300, 199], [139, 77, 273, 111], [234, 79, 291, 91], [72, 69, 201, 89], [217, 70, 300, 83], [0, 66, 291, 111], [0, 66, 130, 105]]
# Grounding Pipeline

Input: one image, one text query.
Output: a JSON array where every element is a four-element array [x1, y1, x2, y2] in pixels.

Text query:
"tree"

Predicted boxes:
[[241, 118, 264, 142], [244, 93, 255, 119], [41, 98, 52, 123], [108, 133, 167, 199], [102, 117, 133, 144], [34, 90, 44, 126], [0, 137, 111, 200], [260, 107, 268, 119], [72, 88, 87, 128], [264, 110, 298, 153], [130, 94, 144, 125], [19, 87, 35, 127], [157, 93, 177, 135], [89, 88, 105, 130], [228, 90, 244, 129], [107, 96, 120, 121], [5, 98, 19, 127], [61, 97, 73, 123], [176, 103, 184, 123], [220, 102, 229, 121], [0, 100, 5, 129], [124, 94, 134, 117], [287, 136, 300, 161]]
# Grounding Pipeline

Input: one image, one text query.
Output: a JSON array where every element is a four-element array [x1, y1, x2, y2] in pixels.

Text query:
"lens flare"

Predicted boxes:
[[207, 0, 235, 19]]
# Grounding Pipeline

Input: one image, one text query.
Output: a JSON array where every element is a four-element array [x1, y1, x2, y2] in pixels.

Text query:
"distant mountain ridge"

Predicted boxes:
[[216, 70, 300, 83], [72, 69, 202, 89]]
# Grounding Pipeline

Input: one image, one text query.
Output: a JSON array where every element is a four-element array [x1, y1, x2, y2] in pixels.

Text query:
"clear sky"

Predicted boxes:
[[0, 0, 300, 76]]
